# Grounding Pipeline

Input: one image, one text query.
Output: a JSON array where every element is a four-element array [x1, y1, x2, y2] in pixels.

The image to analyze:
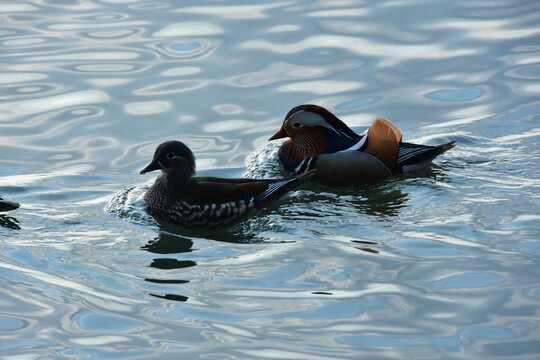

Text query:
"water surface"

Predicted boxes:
[[1, 0, 539, 359]]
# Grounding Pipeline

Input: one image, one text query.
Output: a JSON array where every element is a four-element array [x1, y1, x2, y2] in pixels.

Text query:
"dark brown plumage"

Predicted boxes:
[[140, 140, 314, 228]]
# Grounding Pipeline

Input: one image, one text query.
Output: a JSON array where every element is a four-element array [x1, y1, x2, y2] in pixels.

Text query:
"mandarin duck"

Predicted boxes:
[[0, 197, 20, 212], [140, 140, 314, 228], [269, 104, 455, 186]]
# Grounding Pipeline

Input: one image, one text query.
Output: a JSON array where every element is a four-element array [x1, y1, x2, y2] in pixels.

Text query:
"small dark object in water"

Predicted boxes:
[[0, 197, 20, 212]]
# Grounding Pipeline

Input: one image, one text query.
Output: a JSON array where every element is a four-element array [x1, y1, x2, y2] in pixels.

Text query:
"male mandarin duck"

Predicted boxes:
[[140, 140, 314, 228], [269, 104, 455, 186], [0, 197, 20, 212]]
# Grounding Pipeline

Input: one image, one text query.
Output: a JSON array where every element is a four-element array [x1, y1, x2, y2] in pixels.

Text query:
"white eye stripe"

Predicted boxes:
[[166, 153, 185, 160], [288, 111, 353, 138], [286, 110, 305, 120]]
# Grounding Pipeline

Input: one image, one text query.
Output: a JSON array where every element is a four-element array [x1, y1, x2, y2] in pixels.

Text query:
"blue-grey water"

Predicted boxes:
[[1, 0, 539, 359]]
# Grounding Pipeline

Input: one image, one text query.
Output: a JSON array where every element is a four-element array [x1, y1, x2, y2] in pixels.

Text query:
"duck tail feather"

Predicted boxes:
[[397, 140, 456, 167], [437, 140, 456, 153]]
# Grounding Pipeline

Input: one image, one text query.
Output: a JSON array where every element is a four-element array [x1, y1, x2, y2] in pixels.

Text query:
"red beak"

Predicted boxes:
[[269, 127, 288, 141]]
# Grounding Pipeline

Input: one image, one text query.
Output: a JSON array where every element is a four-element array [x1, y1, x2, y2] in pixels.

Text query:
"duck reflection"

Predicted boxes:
[[142, 232, 195, 302], [149, 258, 196, 270], [303, 181, 409, 218], [142, 231, 194, 254], [149, 215, 259, 243], [354, 187, 408, 217], [0, 214, 20, 230], [311, 161, 453, 218], [352, 240, 380, 254], [150, 293, 188, 302]]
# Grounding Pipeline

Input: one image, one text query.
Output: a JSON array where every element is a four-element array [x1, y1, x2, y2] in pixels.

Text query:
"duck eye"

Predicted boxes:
[[166, 152, 175, 159], [292, 122, 301, 128]]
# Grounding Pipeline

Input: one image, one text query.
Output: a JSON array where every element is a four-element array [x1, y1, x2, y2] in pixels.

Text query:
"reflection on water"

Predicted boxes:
[[304, 183, 410, 218], [143, 233, 195, 302], [352, 240, 380, 254], [142, 233, 194, 254], [0, 215, 20, 230], [149, 258, 196, 270], [1, 0, 540, 358], [150, 293, 189, 302]]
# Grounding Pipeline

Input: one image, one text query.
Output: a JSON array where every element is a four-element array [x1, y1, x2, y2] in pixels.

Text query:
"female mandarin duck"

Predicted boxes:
[[0, 197, 19, 212], [269, 104, 455, 186], [140, 140, 314, 228]]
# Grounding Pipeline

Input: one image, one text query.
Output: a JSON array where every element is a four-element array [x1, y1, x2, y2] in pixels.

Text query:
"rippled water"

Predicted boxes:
[[1, 0, 540, 358]]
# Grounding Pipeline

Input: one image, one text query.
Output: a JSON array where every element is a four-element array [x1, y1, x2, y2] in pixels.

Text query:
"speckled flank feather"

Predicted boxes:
[[147, 197, 256, 228], [144, 173, 313, 228]]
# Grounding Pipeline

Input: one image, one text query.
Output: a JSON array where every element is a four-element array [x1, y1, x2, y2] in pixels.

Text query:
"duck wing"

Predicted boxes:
[[181, 170, 315, 206]]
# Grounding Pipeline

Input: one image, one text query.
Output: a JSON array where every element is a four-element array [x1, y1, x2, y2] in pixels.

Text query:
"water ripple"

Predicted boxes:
[[110, 135, 242, 173], [242, 35, 475, 60], [0, 72, 48, 84], [1, 90, 109, 121], [1, 0, 540, 359], [175, 4, 286, 19], [133, 79, 209, 96], [0, 3, 38, 12], [124, 101, 171, 115], [278, 80, 363, 95], [153, 22, 224, 37], [424, 88, 484, 102], [224, 62, 356, 88]]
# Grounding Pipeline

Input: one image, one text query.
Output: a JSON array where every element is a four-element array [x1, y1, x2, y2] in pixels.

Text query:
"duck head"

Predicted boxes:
[[140, 140, 196, 189], [269, 105, 360, 168]]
